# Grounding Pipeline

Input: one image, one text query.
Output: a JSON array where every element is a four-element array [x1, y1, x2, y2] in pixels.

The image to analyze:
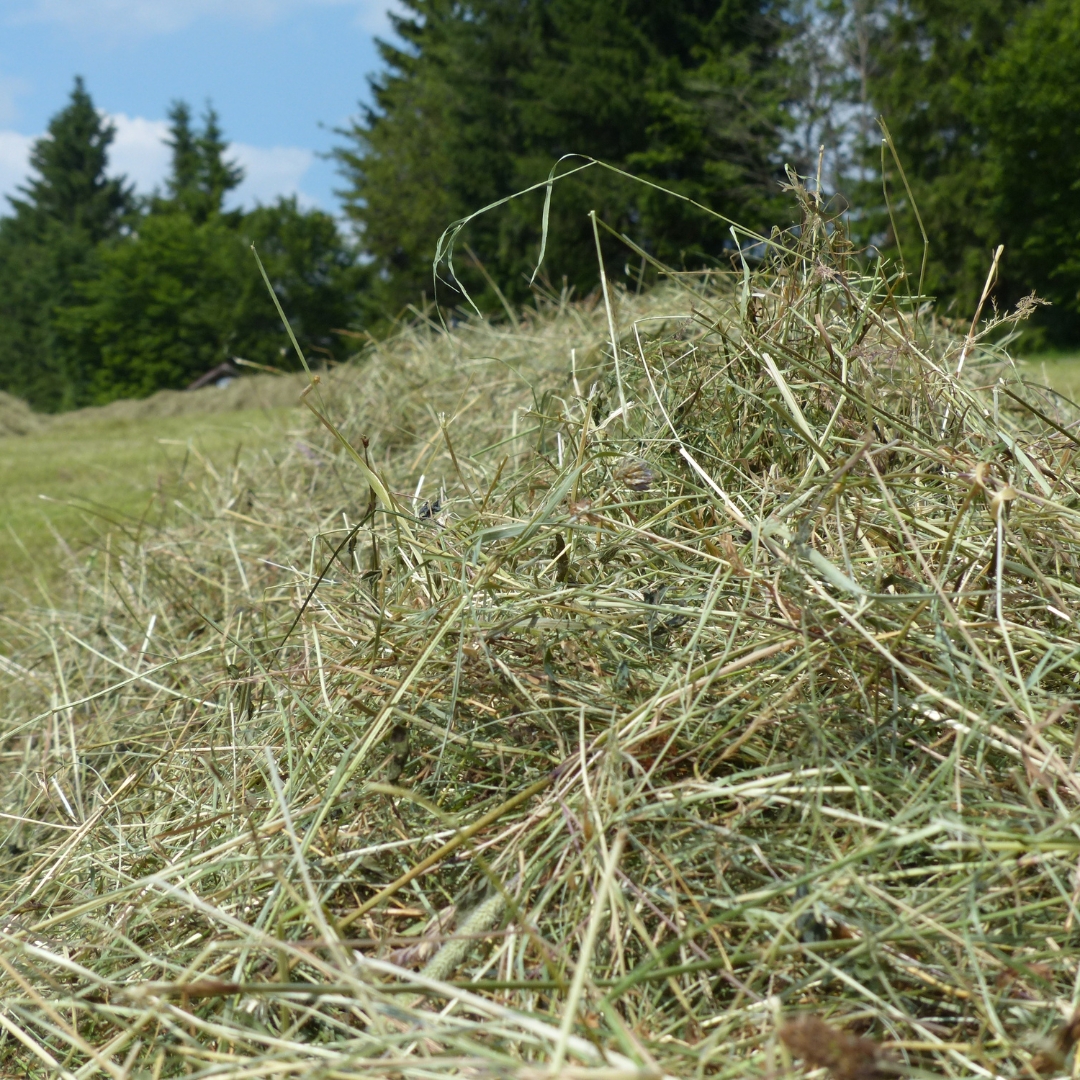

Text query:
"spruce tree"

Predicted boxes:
[[10, 76, 129, 241], [0, 77, 131, 410], [65, 105, 364, 402], [164, 102, 201, 203], [62, 102, 244, 401], [980, 0, 1080, 342], [163, 102, 244, 222], [334, 0, 792, 315], [852, 0, 1080, 343], [856, 0, 1037, 315]]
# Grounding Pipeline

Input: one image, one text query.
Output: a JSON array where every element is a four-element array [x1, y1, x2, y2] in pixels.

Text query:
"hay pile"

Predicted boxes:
[[3, 190, 1080, 1079], [64, 371, 308, 424], [0, 372, 306, 440], [0, 390, 44, 436]]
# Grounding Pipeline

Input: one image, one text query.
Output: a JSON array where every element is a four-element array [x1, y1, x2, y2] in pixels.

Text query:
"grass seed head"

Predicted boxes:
[[2, 190, 1080, 1078]]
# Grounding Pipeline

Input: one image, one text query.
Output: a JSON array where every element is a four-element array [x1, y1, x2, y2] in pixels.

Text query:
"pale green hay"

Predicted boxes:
[[3, 193, 1080, 1080]]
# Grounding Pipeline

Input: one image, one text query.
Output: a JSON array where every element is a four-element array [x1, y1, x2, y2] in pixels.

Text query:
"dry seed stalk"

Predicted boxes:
[[1, 189, 1079, 1079]]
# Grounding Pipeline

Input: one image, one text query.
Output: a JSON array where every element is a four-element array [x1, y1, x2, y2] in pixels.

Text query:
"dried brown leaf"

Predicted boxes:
[[780, 1014, 886, 1080]]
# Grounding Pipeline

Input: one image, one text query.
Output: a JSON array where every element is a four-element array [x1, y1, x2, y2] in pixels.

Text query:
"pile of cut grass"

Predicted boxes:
[[4, 187, 1080, 1080], [0, 390, 45, 436], [62, 370, 309, 423]]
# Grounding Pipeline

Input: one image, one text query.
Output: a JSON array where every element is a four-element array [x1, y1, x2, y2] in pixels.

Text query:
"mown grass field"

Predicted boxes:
[[1017, 351, 1080, 403], [0, 404, 297, 597], [5, 224, 1080, 1079]]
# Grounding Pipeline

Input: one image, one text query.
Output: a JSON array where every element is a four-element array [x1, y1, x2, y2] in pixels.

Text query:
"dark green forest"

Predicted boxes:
[[3, 0, 1080, 411]]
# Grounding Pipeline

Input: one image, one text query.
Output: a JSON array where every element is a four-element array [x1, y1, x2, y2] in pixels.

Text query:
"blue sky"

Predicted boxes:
[[0, 1, 400, 214]]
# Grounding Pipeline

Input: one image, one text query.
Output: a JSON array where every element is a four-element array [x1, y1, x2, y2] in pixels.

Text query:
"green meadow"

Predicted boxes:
[[0, 394, 299, 596], [1017, 351, 1080, 403]]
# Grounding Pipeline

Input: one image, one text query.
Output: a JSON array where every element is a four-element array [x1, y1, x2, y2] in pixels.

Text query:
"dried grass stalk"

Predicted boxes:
[[3, 182, 1080, 1078]]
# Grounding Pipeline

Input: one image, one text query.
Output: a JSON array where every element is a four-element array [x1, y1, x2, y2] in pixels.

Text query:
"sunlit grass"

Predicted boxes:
[[1017, 350, 1080, 404], [9, 169, 1080, 1076], [0, 406, 296, 597], [6, 190, 1080, 1079]]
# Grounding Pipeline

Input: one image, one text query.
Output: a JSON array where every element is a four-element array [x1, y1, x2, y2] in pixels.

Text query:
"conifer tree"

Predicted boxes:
[[852, 0, 1080, 343], [163, 102, 244, 222], [334, 0, 793, 315], [980, 0, 1080, 342], [52, 99, 246, 404], [65, 104, 364, 402], [855, 1, 1036, 314], [10, 77, 130, 241], [164, 102, 201, 202], [0, 77, 131, 410]]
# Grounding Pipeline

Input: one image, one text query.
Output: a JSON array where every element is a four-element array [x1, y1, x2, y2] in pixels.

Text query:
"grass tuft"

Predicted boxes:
[[4, 185, 1080, 1078]]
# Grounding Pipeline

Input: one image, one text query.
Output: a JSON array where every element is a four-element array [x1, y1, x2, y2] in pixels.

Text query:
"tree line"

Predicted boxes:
[[2, 0, 1079, 411], [0, 83, 364, 411]]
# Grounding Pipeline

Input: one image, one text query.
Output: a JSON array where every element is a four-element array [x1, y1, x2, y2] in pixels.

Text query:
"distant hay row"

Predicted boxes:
[[2, 191, 1080, 1079], [0, 371, 310, 437]]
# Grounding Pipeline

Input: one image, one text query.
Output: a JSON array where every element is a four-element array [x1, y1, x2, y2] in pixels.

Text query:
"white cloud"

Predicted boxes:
[[107, 112, 171, 193], [0, 130, 34, 208], [230, 143, 315, 208], [0, 114, 317, 212], [0, 76, 31, 125], [352, 0, 404, 33], [7, 0, 396, 38]]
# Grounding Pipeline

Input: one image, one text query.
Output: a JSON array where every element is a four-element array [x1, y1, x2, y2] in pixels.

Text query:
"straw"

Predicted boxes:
[[2, 178, 1079, 1079]]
